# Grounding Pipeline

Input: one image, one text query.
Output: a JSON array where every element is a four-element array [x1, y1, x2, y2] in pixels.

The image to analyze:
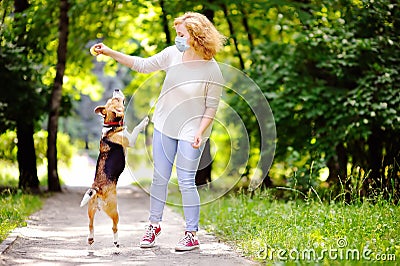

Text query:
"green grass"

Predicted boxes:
[[199, 190, 400, 265], [0, 190, 42, 243], [0, 160, 44, 243], [134, 174, 399, 265]]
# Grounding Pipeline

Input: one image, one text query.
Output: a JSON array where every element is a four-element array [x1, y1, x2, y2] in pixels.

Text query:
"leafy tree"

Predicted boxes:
[[0, 130, 75, 167], [249, 0, 400, 200], [0, 0, 49, 192], [47, 0, 69, 192], [4, 0, 397, 202]]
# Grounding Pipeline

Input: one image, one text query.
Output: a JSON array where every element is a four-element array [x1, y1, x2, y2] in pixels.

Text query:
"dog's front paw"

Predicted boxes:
[[137, 117, 149, 132]]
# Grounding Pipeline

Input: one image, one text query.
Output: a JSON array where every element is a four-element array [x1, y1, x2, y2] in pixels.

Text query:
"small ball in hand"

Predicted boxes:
[[90, 46, 99, 56]]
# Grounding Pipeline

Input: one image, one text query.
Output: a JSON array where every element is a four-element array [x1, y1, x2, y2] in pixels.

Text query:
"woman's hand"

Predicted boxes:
[[90, 43, 112, 56], [193, 108, 217, 149], [192, 132, 203, 149], [90, 43, 134, 69]]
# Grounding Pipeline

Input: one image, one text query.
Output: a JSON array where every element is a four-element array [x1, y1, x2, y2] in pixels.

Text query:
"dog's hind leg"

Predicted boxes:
[[105, 207, 119, 247], [103, 191, 120, 248], [87, 198, 98, 246], [112, 213, 119, 248]]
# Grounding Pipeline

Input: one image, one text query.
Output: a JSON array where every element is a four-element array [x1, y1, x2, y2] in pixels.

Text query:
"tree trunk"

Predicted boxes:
[[193, 3, 216, 187], [13, 0, 40, 193], [14, 0, 29, 12], [16, 121, 40, 193], [47, 0, 69, 192], [363, 126, 383, 197], [336, 142, 350, 202], [239, 3, 254, 51], [195, 139, 212, 187], [221, 3, 245, 70], [326, 143, 349, 201], [203, 0, 214, 23], [159, 0, 171, 46], [382, 131, 400, 201], [336, 143, 348, 183], [326, 157, 339, 184], [261, 131, 275, 190]]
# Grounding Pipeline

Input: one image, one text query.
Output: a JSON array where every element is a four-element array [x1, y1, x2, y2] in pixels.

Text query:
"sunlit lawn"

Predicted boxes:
[[199, 190, 399, 265], [151, 173, 400, 265]]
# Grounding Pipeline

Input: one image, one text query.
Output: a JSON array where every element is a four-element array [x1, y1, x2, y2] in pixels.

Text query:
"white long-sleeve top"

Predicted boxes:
[[131, 45, 224, 142]]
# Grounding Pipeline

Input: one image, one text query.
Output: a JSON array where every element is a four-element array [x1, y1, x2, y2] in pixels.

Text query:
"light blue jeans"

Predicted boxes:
[[149, 129, 203, 232]]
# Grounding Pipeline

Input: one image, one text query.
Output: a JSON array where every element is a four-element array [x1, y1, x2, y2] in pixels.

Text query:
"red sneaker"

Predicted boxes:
[[140, 224, 161, 248], [175, 232, 200, 251]]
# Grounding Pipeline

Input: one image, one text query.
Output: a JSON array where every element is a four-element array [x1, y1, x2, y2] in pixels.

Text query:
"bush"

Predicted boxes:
[[0, 130, 18, 162], [0, 129, 76, 167]]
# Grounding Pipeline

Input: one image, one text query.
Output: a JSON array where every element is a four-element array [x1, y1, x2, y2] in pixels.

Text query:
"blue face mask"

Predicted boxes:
[[175, 36, 190, 52]]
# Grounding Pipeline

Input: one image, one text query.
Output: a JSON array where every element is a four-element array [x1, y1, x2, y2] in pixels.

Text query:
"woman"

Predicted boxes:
[[91, 12, 225, 251]]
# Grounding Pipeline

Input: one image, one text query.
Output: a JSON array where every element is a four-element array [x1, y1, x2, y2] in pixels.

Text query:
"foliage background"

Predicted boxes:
[[0, 0, 399, 200]]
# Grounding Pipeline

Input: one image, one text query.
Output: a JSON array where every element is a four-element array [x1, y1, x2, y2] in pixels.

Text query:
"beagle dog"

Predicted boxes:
[[80, 89, 149, 248]]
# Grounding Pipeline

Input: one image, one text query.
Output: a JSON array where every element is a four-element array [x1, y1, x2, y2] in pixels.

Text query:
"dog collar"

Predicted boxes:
[[103, 121, 124, 127]]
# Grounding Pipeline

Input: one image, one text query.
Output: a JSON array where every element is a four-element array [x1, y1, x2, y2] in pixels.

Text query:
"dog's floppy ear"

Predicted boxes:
[[94, 106, 106, 117]]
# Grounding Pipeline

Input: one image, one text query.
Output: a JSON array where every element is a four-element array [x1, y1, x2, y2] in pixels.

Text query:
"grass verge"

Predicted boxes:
[[0, 190, 42, 243], [133, 176, 399, 264], [199, 190, 399, 265]]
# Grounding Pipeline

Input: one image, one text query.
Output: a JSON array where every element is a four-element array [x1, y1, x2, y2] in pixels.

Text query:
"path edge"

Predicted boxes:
[[0, 228, 20, 255]]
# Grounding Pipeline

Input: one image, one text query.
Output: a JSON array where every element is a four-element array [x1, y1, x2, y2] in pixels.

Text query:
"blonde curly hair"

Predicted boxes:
[[174, 12, 226, 60]]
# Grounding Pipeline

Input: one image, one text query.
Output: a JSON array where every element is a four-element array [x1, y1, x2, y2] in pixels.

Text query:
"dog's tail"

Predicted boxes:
[[80, 188, 97, 207]]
